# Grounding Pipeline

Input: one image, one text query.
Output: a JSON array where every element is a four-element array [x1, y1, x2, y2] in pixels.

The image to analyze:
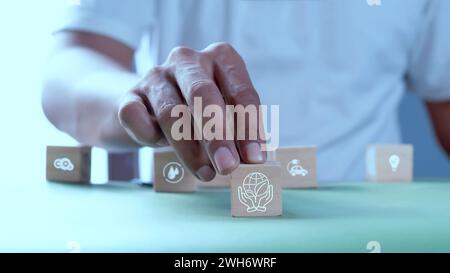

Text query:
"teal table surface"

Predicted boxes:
[[1, 180, 450, 252]]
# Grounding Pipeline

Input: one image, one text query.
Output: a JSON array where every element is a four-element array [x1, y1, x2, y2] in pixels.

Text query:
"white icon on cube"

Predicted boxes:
[[388, 154, 400, 172], [54, 158, 75, 171], [238, 172, 274, 213], [163, 162, 184, 183], [287, 159, 308, 177]]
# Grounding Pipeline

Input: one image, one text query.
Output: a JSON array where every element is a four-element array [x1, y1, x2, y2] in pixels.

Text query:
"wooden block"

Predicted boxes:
[[153, 148, 198, 192], [46, 146, 91, 183], [366, 144, 413, 182], [198, 174, 230, 188], [274, 146, 317, 188], [230, 163, 282, 217]]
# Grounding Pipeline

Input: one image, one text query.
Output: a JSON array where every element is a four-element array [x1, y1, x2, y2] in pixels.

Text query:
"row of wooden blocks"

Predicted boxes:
[[47, 144, 413, 217]]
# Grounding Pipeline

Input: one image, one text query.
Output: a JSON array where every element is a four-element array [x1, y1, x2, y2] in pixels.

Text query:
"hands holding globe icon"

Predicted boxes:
[[238, 172, 274, 212]]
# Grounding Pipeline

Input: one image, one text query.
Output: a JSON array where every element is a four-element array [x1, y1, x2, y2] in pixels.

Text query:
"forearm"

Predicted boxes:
[[426, 100, 450, 157], [42, 46, 141, 150]]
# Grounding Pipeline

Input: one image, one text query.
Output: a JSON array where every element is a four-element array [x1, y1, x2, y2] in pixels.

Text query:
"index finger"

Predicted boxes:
[[167, 47, 241, 175], [203, 42, 266, 164]]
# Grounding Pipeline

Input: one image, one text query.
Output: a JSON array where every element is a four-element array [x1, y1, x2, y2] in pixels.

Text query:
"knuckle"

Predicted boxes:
[[145, 66, 167, 83], [135, 66, 167, 96], [230, 85, 260, 105], [211, 42, 235, 54], [168, 46, 196, 62], [155, 102, 179, 124], [207, 42, 244, 66], [188, 79, 216, 100]]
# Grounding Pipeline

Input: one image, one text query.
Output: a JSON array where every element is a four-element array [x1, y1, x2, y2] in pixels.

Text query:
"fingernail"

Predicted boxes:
[[244, 142, 263, 163], [214, 147, 238, 173], [196, 165, 216, 181]]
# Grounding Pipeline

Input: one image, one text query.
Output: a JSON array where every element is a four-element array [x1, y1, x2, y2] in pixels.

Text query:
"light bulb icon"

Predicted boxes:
[[388, 154, 400, 172]]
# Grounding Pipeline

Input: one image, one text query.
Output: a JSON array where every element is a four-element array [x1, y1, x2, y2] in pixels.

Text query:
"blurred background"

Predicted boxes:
[[0, 0, 448, 185]]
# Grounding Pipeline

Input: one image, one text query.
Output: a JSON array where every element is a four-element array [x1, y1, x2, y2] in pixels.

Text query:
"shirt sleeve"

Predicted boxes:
[[407, 0, 450, 101], [55, 0, 155, 50]]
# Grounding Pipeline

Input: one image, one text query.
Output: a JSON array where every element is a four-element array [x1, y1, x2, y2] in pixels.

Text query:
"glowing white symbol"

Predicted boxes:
[[366, 241, 381, 253], [238, 172, 273, 213], [67, 241, 81, 253], [54, 158, 75, 171], [388, 154, 400, 172], [163, 162, 184, 183], [367, 0, 381, 6], [287, 159, 309, 177]]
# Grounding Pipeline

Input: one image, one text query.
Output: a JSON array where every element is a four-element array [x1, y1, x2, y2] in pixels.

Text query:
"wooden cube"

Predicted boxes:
[[366, 144, 413, 182], [153, 148, 198, 192], [46, 146, 91, 183], [274, 146, 317, 188], [230, 163, 282, 217], [198, 174, 230, 188]]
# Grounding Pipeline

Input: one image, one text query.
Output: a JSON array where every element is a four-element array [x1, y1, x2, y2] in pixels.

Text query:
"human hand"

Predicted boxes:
[[118, 42, 266, 181]]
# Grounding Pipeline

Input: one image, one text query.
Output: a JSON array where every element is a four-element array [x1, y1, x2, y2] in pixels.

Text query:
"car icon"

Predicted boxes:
[[289, 165, 309, 177]]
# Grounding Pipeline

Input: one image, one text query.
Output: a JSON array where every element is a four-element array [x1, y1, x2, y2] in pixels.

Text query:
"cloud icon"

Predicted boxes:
[[54, 158, 75, 171]]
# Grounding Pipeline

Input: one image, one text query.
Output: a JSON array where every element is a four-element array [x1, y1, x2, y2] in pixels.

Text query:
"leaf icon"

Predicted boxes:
[[255, 180, 269, 197]]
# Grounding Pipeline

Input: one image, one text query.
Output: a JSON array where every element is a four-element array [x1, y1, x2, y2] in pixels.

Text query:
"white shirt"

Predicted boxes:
[[58, 0, 450, 182]]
